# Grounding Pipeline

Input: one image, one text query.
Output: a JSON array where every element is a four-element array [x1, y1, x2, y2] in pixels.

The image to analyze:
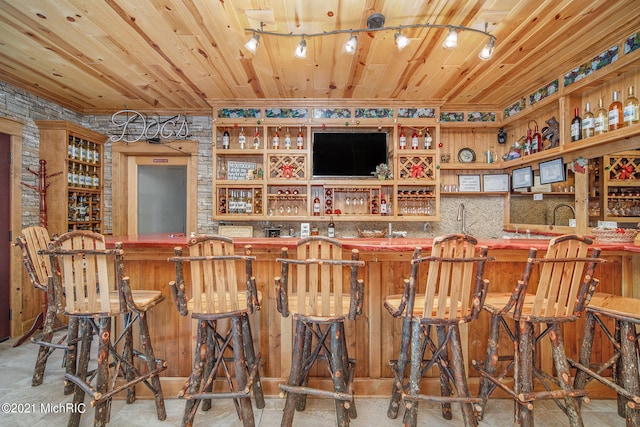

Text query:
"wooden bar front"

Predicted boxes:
[[112, 235, 637, 398]]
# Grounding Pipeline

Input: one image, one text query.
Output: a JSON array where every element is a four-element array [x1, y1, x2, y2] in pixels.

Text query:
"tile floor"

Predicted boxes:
[[0, 332, 628, 426]]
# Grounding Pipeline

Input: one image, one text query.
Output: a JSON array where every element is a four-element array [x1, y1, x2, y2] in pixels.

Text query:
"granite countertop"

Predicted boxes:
[[108, 234, 636, 252]]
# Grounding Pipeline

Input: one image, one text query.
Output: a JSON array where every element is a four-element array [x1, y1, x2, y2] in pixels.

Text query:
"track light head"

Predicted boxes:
[[394, 31, 410, 51], [344, 34, 358, 55], [479, 38, 495, 60], [294, 38, 307, 59], [244, 33, 259, 54], [443, 27, 458, 49]]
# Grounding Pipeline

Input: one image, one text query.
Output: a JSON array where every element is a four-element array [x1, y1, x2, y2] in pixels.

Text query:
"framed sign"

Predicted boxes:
[[226, 160, 257, 180], [458, 174, 481, 192], [512, 166, 533, 189], [539, 158, 566, 184], [482, 173, 509, 192]]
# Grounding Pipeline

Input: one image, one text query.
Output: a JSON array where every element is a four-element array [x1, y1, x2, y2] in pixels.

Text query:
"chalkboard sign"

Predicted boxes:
[[227, 160, 257, 180]]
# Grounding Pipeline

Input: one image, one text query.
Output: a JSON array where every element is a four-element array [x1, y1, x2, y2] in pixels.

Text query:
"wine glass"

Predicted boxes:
[[351, 196, 359, 215], [345, 196, 351, 215]]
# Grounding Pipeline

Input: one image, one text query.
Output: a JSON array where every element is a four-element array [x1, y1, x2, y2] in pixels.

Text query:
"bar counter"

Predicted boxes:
[[109, 234, 639, 398]]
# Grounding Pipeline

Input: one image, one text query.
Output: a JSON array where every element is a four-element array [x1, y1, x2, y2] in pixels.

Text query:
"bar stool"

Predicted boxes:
[[15, 226, 77, 390], [45, 230, 167, 427], [384, 234, 492, 427], [474, 234, 604, 427], [274, 236, 365, 427], [168, 235, 264, 427], [571, 292, 640, 425]]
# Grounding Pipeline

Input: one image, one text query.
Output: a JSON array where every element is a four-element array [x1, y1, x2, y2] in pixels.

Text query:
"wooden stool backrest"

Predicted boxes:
[[46, 230, 120, 316], [277, 236, 364, 319], [527, 234, 602, 319], [17, 226, 52, 291], [169, 235, 257, 316], [416, 234, 490, 322]]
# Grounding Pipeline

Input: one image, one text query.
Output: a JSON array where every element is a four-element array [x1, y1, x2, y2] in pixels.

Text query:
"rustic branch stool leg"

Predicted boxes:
[[329, 321, 350, 427], [68, 319, 91, 427], [436, 325, 454, 421], [403, 319, 423, 427], [295, 324, 314, 412], [619, 320, 640, 425], [476, 313, 501, 420], [94, 317, 112, 427], [200, 324, 215, 412], [281, 318, 307, 427], [122, 313, 136, 404], [388, 316, 411, 419], [64, 317, 80, 396], [614, 320, 626, 418], [450, 324, 478, 427], [242, 313, 265, 409], [182, 320, 207, 427], [137, 310, 166, 420], [516, 320, 535, 427], [549, 323, 584, 427], [32, 284, 57, 386], [231, 316, 255, 427], [573, 311, 597, 395]]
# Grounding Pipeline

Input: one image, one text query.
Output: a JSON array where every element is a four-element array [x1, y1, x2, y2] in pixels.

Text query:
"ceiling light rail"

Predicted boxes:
[[244, 14, 496, 60]]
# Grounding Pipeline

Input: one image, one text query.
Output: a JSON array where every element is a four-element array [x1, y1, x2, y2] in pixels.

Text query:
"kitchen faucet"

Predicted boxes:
[[457, 203, 466, 234], [553, 203, 576, 225]]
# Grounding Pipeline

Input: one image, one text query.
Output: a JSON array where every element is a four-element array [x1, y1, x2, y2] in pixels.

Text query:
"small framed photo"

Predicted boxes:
[[482, 173, 509, 192], [538, 158, 566, 185], [512, 166, 533, 189], [458, 174, 481, 192]]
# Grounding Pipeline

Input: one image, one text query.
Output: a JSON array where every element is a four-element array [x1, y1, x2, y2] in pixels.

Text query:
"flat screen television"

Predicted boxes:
[[312, 131, 388, 178]]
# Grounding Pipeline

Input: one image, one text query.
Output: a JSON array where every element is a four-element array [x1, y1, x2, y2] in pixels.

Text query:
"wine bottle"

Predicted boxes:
[[524, 128, 532, 155], [327, 216, 335, 238], [253, 127, 261, 149], [582, 102, 594, 139], [624, 85, 639, 126], [380, 193, 388, 216], [272, 128, 280, 149], [399, 128, 407, 149], [594, 98, 608, 135], [312, 192, 321, 216], [238, 127, 246, 149], [570, 108, 582, 141], [222, 128, 230, 149], [283, 128, 292, 149], [68, 136, 74, 159], [424, 129, 433, 149], [410, 130, 419, 149], [296, 127, 304, 149], [608, 90, 623, 131], [532, 125, 542, 152]]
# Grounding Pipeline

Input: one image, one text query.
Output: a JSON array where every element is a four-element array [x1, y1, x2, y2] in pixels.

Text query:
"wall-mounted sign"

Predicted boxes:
[[110, 109, 190, 143]]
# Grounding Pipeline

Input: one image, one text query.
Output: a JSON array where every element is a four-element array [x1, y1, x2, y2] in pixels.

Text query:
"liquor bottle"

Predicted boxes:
[[67, 165, 73, 186], [380, 193, 388, 216], [327, 216, 335, 238], [594, 98, 608, 135], [92, 168, 100, 189], [272, 128, 280, 149], [71, 164, 79, 187], [424, 129, 433, 149], [238, 127, 246, 149], [93, 142, 99, 163], [245, 191, 253, 214], [296, 127, 304, 149], [68, 136, 74, 159], [582, 102, 594, 139], [532, 124, 542, 151], [253, 127, 261, 149], [222, 128, 230, 149], [72, 137, 80, 160], [524, 128, 532, 155], [79, 139, 86, 162], [608, 90, 623, 131], [283, 128, 292, 149], [313, 192, 321, 216], [624, 85, 639, 126], [570, 108, 582, 141], [78, 165, 86, 188], [237, 191, 246, 214], [399, 128, 407, 149], [410, 130, 419, 149]]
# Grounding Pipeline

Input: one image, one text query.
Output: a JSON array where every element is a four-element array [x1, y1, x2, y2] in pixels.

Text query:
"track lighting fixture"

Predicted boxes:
[[244, 13, 496, 60]]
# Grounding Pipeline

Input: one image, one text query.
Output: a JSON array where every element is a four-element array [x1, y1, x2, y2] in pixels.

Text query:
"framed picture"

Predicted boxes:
[[512, 166, 533, 189], [458, 174, 481, 192], [538, 158, 566, 184], [482, 173, 509, 192]]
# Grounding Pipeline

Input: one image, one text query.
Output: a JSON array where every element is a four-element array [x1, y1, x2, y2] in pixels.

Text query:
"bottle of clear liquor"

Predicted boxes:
[[582, 102, 594, 139], [624, 85, 639, 126], [594, 98, 608, 135]]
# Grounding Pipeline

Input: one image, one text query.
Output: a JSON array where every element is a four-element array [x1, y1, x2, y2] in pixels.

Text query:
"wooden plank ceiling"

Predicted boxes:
[[0, 0, 638, 114]]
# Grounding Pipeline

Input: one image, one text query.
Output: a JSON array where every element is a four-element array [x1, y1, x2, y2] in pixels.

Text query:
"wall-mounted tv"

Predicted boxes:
[[312, 130, 388, 178]]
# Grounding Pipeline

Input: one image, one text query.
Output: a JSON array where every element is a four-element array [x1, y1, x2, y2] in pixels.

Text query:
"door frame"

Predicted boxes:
[[0, 117, 24, 338], [111, 141, 198, 236]]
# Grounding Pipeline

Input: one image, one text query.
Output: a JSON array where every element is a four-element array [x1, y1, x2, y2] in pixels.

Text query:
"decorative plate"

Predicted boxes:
[[457, 148, 476, 163]]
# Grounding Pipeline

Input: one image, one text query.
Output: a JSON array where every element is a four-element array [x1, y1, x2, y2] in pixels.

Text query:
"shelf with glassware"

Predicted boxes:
[[36, 120, 105, 236], [308, 183, 396, 219]]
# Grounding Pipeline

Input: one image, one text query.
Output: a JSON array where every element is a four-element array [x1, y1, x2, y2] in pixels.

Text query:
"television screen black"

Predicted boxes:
[[312, 131, 388, 177]]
